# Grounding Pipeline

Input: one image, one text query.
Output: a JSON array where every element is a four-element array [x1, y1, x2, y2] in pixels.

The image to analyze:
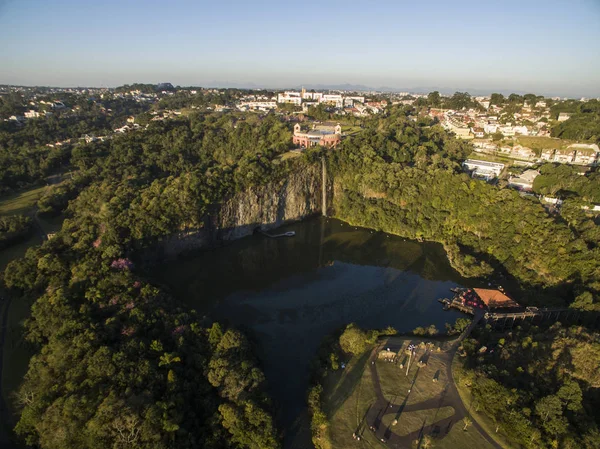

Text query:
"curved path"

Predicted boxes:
[[362, 311, 502, 448]]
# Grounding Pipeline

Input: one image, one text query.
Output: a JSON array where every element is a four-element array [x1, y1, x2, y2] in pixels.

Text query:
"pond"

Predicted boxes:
[[156, 216, 468, 445]]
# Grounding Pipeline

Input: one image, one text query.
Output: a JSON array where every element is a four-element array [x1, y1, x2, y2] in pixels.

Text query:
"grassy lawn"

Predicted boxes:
[[467, 151, 518, 166], [0, 185, 47, 217], [277, 150, 303, 162], [342, 125, 362, 136], [381, 406, 454, 437], [514, 136, 572, 151], [322, 337, 499, 449], [451, 356, 515, 449], [376, 340, 449, 407], [324, 348, 384, 449]]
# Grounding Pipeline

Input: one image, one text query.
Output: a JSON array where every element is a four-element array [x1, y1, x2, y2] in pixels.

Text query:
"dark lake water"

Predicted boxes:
[[156, 216, 467, 444]]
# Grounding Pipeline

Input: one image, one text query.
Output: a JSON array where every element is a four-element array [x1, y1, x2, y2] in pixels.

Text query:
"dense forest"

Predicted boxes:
[[330, 106, 600, 309], [0, 96, 150, 193], [456, 323, 600, 448], [2, 111, 298, 449], [0, 215, 33, 249], [533, 163, 600, 203], [1, 98, 599, 448], [550, 99, 600, 143]]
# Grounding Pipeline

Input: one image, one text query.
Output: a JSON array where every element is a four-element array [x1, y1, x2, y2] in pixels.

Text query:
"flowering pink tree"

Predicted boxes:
[[111, 258, 134, 270]]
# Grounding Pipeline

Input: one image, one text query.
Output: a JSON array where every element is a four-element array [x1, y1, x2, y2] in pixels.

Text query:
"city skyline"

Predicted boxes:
[[1, 0, 600, 97]]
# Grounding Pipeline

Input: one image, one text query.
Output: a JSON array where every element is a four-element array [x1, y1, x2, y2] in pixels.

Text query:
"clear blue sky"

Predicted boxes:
[[1, 0, 599, 97]]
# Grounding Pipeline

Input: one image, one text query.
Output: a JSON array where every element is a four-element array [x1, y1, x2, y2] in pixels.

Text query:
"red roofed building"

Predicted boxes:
[[473, 288, 520, 309]]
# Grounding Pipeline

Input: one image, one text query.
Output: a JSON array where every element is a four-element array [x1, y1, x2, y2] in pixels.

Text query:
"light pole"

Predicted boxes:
[[406, 344, 415, 376]]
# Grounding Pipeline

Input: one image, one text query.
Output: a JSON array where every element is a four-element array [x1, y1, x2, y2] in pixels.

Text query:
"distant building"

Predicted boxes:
[[277, 91, 302, 105], [293, 123, 341, 148], [443, 116, 473, 139], [508, 169, 540, 191], [510, 145, 536, 160], [24, 110, 40, 119], [569, 144, 600, 166], [499, 125, 515, 137], [553, 148, 576, 164], [462, 159, 505, 180], [322, 94, 344, 108], [471, 127, 485, 138], [557, 112, 572, 122], [237, 101, 277, 112], [484, 123, 498, 134], [513, 125, 529, 135], [540, 149, 555, 161]]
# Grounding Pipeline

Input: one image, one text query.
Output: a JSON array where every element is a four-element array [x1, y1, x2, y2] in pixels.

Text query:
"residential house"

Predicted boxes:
[[24, 110, 40, 119], [484, 123, 498, 134], [443, 116, 473, 139], [508, 169, 539, 191], [569, 144, 600, 165], [553, 148, 575, 163], [499, 126, 515, 137], [510, 145, 536, 160], [540, 149, 555, 161], [471, 127, 485, 138], [513, 125, 529, 135]]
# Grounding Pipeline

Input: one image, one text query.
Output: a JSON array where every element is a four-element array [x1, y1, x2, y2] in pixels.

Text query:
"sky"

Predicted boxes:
[[1, 0, 600, 97]]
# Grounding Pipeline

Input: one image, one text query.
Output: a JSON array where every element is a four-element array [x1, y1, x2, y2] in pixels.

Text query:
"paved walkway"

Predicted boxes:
[[361, 311, 502, 448]]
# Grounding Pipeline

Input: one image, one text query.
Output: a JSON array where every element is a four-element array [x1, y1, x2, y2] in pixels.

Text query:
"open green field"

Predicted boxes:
[[277, 150, 303, 162], [322, 336, 499, 449], [513, 136, 572, 151], [342, 125, 363, 136], [381, 406, 454, 437], [0, 185, 46, 217], [323, 348, 380, 449]]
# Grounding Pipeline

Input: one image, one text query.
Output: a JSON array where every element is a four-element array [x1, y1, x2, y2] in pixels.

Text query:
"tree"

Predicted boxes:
[[427, 91, 441, 107], [421, 435, 434, 448], [339, 323, 367, 355], [490, 93, 505, 106], [536, 395, 562, 423], [462, 416, 472, 431], [557, 381, 583, 412]]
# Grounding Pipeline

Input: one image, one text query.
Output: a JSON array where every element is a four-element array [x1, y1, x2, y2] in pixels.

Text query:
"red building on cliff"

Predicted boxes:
[[293, 123, 341, 148]]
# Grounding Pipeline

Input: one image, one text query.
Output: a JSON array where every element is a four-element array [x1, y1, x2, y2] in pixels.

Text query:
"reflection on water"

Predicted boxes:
[[157, 217, 466, 442]]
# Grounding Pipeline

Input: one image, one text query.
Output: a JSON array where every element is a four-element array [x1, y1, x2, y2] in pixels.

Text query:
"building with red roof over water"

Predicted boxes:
[[472, 288, 520, 310], [452, 287, 520, 311]]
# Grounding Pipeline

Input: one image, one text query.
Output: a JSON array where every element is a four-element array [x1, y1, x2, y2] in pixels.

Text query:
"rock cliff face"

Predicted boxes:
[[216, 164, 322, 240], [158, 163, 322, 259]]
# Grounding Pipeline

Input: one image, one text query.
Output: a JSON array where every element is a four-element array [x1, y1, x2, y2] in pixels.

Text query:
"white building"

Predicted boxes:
[[513, 125, 529, 135], [24, 110, 40, 119], [463, 159, 505, 180], [499, 126, 515, 137], [484, 123, 498, 134], [277, 92, 302, 105], [321, 94, 343, 108], [508, 169, 539, 190], [557, 112, 572, 122], [237, 101, 277, 112]]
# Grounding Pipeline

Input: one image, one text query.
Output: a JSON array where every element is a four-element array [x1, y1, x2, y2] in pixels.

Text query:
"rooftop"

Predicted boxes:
[[473, 288, 520, 309]]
